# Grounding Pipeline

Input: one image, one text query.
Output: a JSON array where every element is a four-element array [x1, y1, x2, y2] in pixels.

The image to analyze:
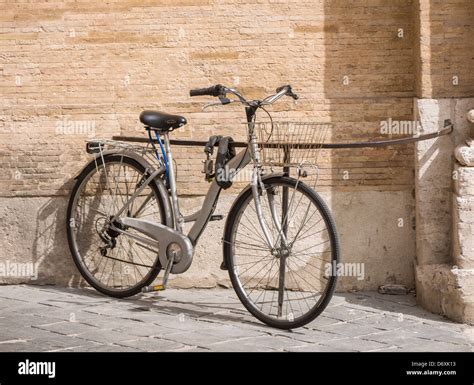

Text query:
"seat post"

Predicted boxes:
[[162, 131, 182, 233]]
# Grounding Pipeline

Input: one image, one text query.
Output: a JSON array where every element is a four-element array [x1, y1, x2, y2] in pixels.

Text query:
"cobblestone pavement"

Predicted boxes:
[[0, 285, 472, 352]]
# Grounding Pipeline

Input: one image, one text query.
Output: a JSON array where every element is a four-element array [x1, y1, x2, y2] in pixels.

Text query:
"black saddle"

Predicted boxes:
[[139, 110, 187, 131]]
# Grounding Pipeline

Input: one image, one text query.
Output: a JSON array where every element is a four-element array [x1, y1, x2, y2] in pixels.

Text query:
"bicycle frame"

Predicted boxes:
[[109, 144, 251, 245], [184, 146, 251, 244], [153, 104, 286, 248], [103, 99, 290, 278]]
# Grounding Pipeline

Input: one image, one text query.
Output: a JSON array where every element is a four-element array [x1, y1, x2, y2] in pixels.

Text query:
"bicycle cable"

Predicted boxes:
[[258, 104, 274, 145]]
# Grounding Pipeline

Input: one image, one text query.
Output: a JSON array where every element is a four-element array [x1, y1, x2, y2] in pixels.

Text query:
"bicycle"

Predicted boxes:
[[66, 84, 340, 329]]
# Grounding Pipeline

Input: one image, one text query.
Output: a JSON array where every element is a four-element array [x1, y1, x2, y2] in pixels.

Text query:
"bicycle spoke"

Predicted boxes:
[[259, 263, 280, 312], [246, 258, 277, 298]]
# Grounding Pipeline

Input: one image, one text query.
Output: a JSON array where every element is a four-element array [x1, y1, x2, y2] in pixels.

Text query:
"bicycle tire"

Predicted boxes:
[[66, 154, 166, 298], [223, 175, 340, 329]]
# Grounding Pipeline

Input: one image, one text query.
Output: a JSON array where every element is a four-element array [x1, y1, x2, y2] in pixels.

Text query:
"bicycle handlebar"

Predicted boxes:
[[190, 84, 299, 106], [190, 84, 225, 97], [275, 85, 299, 100]]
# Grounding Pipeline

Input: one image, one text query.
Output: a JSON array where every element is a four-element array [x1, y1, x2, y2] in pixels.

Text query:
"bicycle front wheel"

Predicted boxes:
[[224, 175, 340, 329]]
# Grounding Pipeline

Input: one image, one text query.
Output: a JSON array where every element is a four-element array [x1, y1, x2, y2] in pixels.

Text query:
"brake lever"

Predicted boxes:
[[202, 101, 223, 110], [288, 91, 299, 100], [202, 99, 238, 110], [283, 85, 299, 100], [219, 95, 231, 105]]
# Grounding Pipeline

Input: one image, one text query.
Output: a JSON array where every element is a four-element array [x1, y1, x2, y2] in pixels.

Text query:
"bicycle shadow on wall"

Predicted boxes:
[[31, 179, 84, 287]]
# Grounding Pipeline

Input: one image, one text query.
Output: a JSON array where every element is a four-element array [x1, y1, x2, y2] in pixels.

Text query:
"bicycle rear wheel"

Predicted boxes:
[[67, 154, 167, 298], [223, 175, 339, 329]]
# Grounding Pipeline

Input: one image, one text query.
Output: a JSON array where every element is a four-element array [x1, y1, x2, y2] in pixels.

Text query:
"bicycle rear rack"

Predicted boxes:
[[86, 138, 162, 169]]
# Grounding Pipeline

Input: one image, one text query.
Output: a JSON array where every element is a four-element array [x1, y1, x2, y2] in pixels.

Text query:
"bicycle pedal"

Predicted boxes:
[[141, 284, 165, 293], [210, 214, 224, 221]]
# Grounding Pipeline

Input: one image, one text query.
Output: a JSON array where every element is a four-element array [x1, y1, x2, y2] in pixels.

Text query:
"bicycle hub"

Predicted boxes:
[[166, 242, 182, 263]]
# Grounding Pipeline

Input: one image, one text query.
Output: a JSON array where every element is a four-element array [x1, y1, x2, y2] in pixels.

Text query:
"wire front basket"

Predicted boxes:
[[252, 121, 332, 168]]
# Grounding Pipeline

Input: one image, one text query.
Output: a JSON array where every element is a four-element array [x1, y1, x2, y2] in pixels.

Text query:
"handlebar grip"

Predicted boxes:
[[275, 84, 299, 100], [190, 87, 214, 97], [276, 85, 290, 93], [190, 85, 224, 97]]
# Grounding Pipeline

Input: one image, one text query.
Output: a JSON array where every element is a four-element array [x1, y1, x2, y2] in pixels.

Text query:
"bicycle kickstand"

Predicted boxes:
[[141, 254, 175, 293]]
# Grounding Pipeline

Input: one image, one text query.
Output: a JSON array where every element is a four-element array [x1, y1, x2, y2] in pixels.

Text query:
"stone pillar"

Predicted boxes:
[[449, 134, 474, 322], [413, 99, 454, 266], [415, 105, 474, 324], [412, 0, 474, 324]]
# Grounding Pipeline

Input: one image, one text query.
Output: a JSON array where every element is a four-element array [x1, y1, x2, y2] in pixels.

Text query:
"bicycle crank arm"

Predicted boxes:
[[141, 284, 165, 292], [113, 218, 194, 274], [142, 252, 175, 293]]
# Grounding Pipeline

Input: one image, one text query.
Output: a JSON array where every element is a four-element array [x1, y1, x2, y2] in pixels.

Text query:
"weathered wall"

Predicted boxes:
[[414, 97, 474, 323], [413, 0, 474, 323], [0, 189, 416, 291], [414, 0, 474, 99], [4, 0, 471, 293], [1, 0, 415, 196]]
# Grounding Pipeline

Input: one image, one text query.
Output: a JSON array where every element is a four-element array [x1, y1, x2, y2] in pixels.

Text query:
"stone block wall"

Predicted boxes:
[[413, 0, 474, 324], [453, 165, 474, 270], [0, 0, 473, 317]]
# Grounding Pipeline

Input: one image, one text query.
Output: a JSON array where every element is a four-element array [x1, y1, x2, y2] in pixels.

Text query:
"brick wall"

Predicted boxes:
[[2, 0, 472, 294], [415, 0, 474, 98], [0, 0, 419, 197]]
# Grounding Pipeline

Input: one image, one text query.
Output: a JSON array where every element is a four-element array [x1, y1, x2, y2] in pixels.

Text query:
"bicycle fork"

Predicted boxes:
[[251, 167, 291, 318], [249, 127, 290, 250]]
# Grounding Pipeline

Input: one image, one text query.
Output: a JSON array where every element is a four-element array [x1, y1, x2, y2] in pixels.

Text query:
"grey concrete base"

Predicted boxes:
[[0, 189, 416, 291], [415, 264, 474, 325], [0, 196, 80, 286]]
